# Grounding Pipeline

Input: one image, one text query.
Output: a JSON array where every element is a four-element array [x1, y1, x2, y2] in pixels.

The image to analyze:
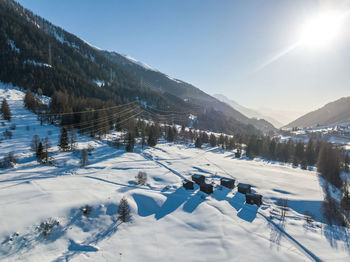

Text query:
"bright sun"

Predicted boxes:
[[299, 11, 344, 49]]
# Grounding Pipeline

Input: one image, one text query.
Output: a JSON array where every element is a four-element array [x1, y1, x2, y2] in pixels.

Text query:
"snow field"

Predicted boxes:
[[0, 84, 349, 261]]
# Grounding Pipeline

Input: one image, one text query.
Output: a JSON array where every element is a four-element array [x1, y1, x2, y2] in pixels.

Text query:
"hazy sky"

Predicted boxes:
[[17, 0, 350, 116]]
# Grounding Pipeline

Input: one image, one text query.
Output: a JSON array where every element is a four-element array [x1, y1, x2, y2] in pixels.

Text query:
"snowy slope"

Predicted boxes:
[[0, 84, 349, 261]]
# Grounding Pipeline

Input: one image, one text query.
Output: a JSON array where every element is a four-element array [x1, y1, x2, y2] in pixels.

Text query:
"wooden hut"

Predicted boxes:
[[200, 183, 214, 194], [183, 179, 194, 190], [192, 174, 205, 185], [245, 193, 262, 206], [237, 183, 251, 194], [220, 177, 235, 189]]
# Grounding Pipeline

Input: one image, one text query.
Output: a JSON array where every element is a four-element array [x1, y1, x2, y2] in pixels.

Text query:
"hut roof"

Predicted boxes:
[[200, 183, 213, 188], [192, 174, 204, 179], [237, 183, 251, 189], [246, 193, 262, 198], [221, 177, 234, 182]]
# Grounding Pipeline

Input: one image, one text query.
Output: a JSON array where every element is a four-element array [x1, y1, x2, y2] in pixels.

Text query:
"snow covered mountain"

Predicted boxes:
[[286, 97, 350, 128], [0, 83, 349, 261], [100, 51, 277, 133], [213, 94, 284, 128]]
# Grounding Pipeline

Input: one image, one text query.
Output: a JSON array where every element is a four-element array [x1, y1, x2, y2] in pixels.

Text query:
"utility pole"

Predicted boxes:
[[110, 68, 113, 83]]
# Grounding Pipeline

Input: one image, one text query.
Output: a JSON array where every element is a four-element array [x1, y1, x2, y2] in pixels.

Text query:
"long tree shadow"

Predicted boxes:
[[268, 216, 286, 249], [323, 223, 350, 252], [316, 175, 350, 252]]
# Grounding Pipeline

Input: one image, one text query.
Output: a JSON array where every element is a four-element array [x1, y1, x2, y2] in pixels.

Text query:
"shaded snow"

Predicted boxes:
[[8, 40, 20, 54]]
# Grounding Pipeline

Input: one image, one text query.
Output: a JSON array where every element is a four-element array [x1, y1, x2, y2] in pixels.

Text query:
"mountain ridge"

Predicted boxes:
[[213, 94, 283, 128], [285, 96, 350, 128]]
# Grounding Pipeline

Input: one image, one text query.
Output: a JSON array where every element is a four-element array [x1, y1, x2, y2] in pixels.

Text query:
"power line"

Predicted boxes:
[[39, 100, 138, 117]]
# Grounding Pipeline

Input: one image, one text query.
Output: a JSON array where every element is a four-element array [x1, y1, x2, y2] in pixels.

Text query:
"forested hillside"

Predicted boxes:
[[0, 0, 275, 136]]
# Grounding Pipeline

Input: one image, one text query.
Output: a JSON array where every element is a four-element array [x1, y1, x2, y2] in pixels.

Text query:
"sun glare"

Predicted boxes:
[[299, 11, 343, 49]]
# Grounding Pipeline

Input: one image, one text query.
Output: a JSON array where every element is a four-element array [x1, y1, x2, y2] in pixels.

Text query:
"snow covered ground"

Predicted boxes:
[[0, 84, 350, 261]]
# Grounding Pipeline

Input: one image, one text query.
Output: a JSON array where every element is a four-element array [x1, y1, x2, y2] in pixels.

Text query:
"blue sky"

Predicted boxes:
[[17, 0, 350, 117]]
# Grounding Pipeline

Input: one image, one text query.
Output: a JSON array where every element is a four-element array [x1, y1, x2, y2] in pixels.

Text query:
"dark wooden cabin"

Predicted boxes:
[[200, 183, 214, 194], [183, 179, 194, 190], [192, 174, 205, 185], [245, 193, 263, 206], [220, 177, 235, 189], [237, 183, 251, 194]]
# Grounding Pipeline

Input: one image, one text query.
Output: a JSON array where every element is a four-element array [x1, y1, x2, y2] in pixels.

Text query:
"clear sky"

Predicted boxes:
[[17, 0, 350, 117]]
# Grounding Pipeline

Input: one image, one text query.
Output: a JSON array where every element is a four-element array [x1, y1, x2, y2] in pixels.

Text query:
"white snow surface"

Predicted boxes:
[[93, 80, 105, 88], [8, 40, 20, 54], [0, 84, 350, 261], [24, 60, 52, 68], [122, 54, 158, 72]]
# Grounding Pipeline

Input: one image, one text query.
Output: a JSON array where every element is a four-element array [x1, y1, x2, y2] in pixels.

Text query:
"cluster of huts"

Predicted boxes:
[[183, 174, 262, 207]]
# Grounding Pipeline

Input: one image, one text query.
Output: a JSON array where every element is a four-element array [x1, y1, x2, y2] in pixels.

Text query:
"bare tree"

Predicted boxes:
[[277, 198, 288, 218], [135, 171, 147, 185], [80, 148, 89, 167]]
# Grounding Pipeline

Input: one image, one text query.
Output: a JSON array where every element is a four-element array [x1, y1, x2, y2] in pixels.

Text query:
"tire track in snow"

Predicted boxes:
[[258, 212, 322, 262], [141, 151, 185, 180]]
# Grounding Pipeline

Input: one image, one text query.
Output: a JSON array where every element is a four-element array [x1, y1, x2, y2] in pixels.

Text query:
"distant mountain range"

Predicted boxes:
[[213, 94, 284, 128], [285, 97, 350, 128]]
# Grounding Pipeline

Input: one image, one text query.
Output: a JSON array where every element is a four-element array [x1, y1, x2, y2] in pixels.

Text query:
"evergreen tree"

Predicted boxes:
[[70, 128, 77, 151], [118, 197, 131, 222], [36, 142, 44, 162], [167, 126, 175, 142], [294, 142, 305, 165], [141, 129, 146, 149], [341, 179, 350, 218], [43, 136, 51, 163], [300, 159, 308, 170], [1, 99, 11, 121], [227, 137, 235, 150], [125, 132, 135, 152], [269, 139, 276, 160], [31, 134, 40, 153], [172, 126, 178, 141], [201, 132, 209, 144], [344, 153, 349, 173], [317, 143, 342, 188], [218, 134, 225, 146], [147, 125, 157, 147], [305, 138, 316, 166], [235, 147, 242, 158], [209, 133, 217, 147], [195, 137, 202, 148], [23, 89, 37, 111], [58, 127, 69, 151], [246, 136, 258, 159]]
